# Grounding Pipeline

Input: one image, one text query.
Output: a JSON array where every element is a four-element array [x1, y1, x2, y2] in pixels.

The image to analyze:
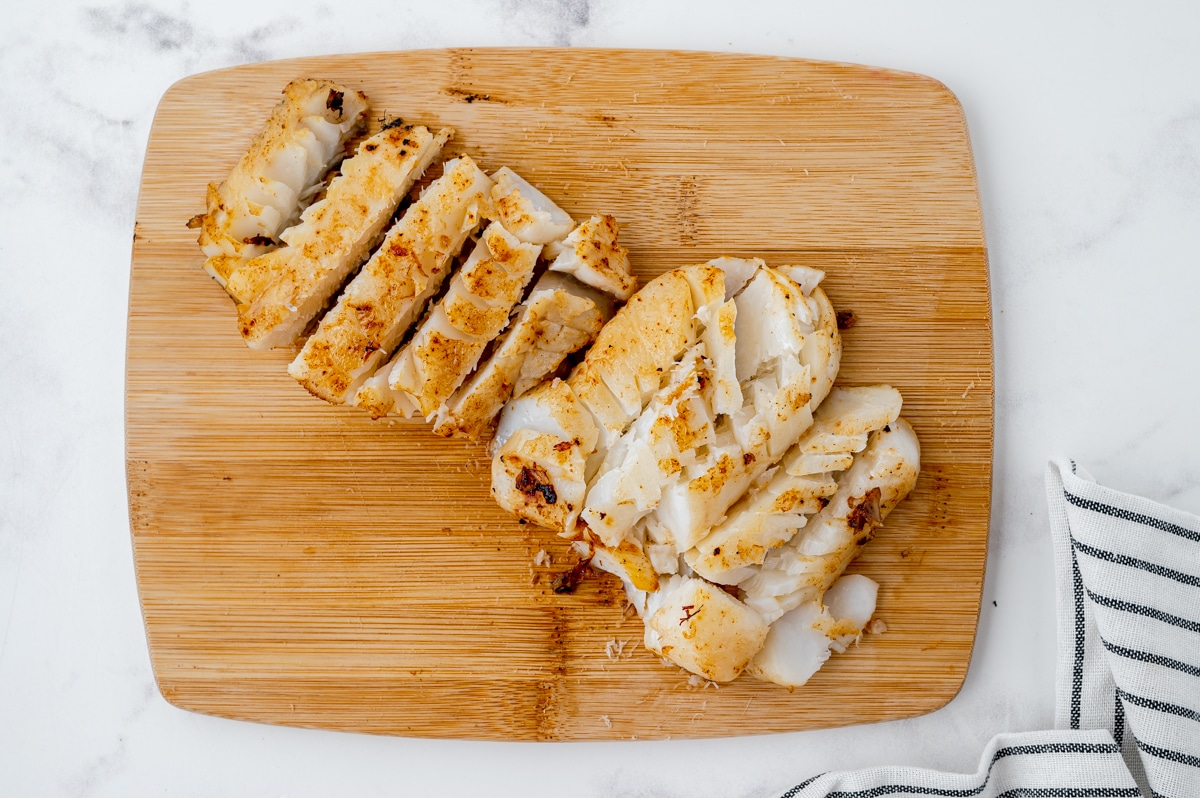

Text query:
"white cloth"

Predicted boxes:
[[779, 458, 1200, 798]]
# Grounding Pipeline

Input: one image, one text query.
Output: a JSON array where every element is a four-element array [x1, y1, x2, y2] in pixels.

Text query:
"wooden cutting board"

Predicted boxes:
[[127, 48, 991, 741]]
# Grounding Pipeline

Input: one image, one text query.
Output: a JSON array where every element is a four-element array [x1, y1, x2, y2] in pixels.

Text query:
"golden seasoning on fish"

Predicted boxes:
[[489, 266, 709, 536], [490, 379, 599, 531], [641, 576, 768, 683], [685, 385, 903, 584], [549, 215, 638, 301], [432, 273, 612, 440], [651, 269, 841, 554], [350, 165, 577, 419], [289, 155, 491, 404], [580, 345, 718, 548], [489, 167, 576, 245], [193, 79, 369, 291], [574, 266, 699, 423], [430, 211, 636, 439], [382, 221, 540, 418], [741, 418, 920, 624], [233, 125, 451, 347]]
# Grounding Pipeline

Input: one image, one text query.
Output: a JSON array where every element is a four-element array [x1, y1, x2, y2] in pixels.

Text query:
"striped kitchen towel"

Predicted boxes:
[[780, 458, 1200, 798]]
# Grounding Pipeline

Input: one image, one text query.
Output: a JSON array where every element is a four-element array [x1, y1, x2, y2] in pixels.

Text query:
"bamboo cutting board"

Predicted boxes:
[[127, 48, 991, 741]]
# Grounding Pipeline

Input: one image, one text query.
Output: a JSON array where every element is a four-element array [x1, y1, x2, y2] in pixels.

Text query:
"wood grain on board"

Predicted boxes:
[[126, 48, 991, 740]]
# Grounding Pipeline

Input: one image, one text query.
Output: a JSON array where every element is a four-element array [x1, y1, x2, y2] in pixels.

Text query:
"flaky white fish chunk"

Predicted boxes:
[[194, 79, 369, 290], [234, 125, 450, 344], [568, 266, 703, 453], [492, 428, 589, 532], [432, 273, 611, 439], [490, 379, 598, 531], [731, 267, 815, 383], [492, 378, 599, 454], [703, 300, 741, 416], [489, 167, 575, 244], [705, 256, 763, 299], [686, 386, 902, 582], [508, 278, 614, 398], [549, 215, 638, 300], [489, 266, 711, 536], [645, 576, 768, 682], [777, 264, 826, 297], [652, 270, 841, 553], [745, 573, 878, 688], [581, 345, 717, 547], [741, 419, 920, 623], [589, 539, 662, 593], [684, 472, 838, 584]]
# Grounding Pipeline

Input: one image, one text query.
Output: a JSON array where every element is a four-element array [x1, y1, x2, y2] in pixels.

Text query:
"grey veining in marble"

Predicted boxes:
[[2, 1, 1199, 796]]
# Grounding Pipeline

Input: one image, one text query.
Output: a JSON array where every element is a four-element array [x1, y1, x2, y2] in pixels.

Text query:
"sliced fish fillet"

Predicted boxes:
[[549, 215, 637, 300], [233, 125, 450, 345], [195, 79, 368, 291], [433, 273, 611, 439]]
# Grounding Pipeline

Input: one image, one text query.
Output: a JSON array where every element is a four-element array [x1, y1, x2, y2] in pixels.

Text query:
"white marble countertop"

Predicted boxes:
[[3, 1, 1198, 795]]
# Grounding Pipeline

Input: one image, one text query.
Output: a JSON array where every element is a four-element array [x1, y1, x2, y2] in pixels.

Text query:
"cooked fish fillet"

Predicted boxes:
[[194, 79, 369, 290], [642, 576, 768, 682], [489, 167, 575, 244], [432, 273, 611, 439], [651, 270, 841, 553], [382, 221, 539, 418], [486, 252, 922, 688], [549, 215, 638, 300], [581, 262, 847, 645], [685, 386, 903, 583], [233, 125, 450, 346], [288, 155, 490, 404], [745, 573, 878, 687], [741, 418, 920, 623], [490, 379, 598, 531], [489, 266, 707, 534], [581, 345, 717, 548], [573, 265, 706, 427]]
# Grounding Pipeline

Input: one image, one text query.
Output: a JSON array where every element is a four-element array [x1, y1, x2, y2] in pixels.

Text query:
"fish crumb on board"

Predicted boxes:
[[605, 638, 632, 660]]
